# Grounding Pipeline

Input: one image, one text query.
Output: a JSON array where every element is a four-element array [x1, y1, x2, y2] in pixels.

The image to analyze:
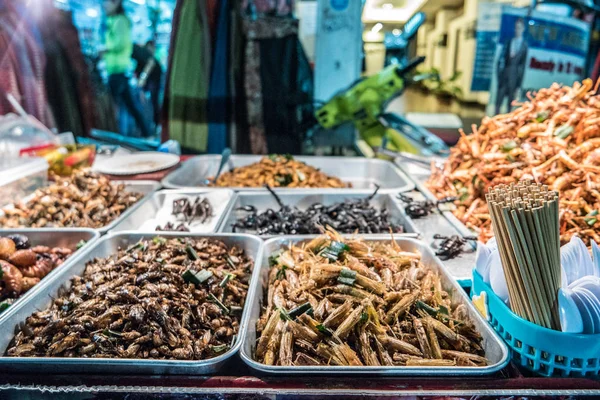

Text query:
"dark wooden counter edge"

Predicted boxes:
[[0, 370, 598, 395]]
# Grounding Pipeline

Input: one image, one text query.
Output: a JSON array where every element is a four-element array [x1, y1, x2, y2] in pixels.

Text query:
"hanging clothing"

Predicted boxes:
[[0, 2, 52, 127], [206, 0, 230, 154], [163, 0, 212, 152], [238, 16, 311, 154], [37, 5, 97, 137]]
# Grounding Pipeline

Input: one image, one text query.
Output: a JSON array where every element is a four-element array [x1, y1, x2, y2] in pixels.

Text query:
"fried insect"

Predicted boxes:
[[0, 171, 143, 229], [397, 194, 456, 219], [432, 235, 477, 260], [426, 79, 600, 245], [253, 230, 487, 367], [0, 235, 74, 307], [6, 237, 253, 360], [210, 155, 349, 188]]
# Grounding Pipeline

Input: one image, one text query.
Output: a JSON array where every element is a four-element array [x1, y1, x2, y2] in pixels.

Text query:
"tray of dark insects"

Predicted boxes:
[[0, 229, 100, 323], [110, 189, 236, 234], [0, 232, 263, 375], [394, 160, 477, 239], [240, 234, 509, 375], [218, 189, 418, 238], [162, 155, 414, 193]]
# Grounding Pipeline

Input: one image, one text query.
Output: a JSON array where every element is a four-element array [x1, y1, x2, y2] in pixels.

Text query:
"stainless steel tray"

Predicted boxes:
[[0, 232, 263, 375], [0, 181, 160, 234], [218, 190, 418, 237], [162, 155, 414, 193], [0, 228, 100, 324], [395, 160, 477, 239], [241, 235, 509, 375], [110, 189, 236, 234], [393, 191, 476, 282]]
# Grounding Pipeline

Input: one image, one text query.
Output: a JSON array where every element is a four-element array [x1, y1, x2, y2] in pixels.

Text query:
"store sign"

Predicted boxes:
[[471, 4, 590, 114]]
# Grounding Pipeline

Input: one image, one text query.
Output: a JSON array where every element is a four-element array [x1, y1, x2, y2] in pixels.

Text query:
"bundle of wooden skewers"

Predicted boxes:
[[486, 181, 561, 330]]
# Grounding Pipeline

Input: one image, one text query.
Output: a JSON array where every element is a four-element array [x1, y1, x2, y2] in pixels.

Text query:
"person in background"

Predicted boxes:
[[102, 0, 152, 137], [495, 18, 528, 115], [132, 40, 163, 127]]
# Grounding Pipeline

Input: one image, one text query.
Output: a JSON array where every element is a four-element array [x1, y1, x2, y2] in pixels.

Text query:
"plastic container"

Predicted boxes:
[[0, 157, 48, 206], [472, 269, 600, 377]]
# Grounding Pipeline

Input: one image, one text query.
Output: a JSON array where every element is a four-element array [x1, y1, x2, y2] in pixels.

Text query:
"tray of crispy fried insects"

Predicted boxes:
[[240, 229, 509, 375], [0, 232, 262, 375]]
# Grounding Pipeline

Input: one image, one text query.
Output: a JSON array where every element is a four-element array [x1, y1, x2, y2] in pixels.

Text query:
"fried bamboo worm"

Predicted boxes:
[[377, 335, 422, 356], [322, 300, 353, 328], [392, 353, 423, 364], [425, 316, 460, 342], [279, 322, 293, 366], [334, 303, 365, 339], [413, 317, 433, 359], [256, 310, 281, 358], [374, 335, 394, 366], [329, 341, 363, 366], [425, 318, 442, 359], [357, 325, 380, 366], [331, 285, 384, 305], [315, 343, 345, 366], [354, 274, 386, 296], [288, 320, 320, 342], [441, 349, 488, 365], [263, 320, 284, 365], [385, 291, 420, 324]]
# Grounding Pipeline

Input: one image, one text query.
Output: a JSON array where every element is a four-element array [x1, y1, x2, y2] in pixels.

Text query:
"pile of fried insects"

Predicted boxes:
[[6, 237, 253, 360], [255, 229, 487, 367]]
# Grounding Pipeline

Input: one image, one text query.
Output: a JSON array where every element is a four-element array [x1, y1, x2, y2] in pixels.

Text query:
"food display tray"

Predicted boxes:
[[240, 235, 510, 376], [0, 228, 100, 324], [395, 160, 477, 238], [395, 191, 476, 283], [217, 190, 418, 237], [161, 155, 415, 193], [109, 189, 236, 234], [0, 232, 264, 375], [0, 181, 160, 234]]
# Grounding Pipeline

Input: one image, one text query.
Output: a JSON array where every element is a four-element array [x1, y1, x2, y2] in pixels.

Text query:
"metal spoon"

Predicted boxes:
[[205, 148, 231, 185]]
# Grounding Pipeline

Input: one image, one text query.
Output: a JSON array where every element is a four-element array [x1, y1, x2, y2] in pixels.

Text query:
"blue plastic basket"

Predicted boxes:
[[472, 269, 600, 377]]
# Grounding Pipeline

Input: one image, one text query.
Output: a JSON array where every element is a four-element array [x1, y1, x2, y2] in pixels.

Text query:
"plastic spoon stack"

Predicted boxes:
[[486, 181, 561, 330]]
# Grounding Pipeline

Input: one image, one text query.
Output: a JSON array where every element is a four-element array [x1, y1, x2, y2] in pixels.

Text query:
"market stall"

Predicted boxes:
[[1, 111, 600, 397]]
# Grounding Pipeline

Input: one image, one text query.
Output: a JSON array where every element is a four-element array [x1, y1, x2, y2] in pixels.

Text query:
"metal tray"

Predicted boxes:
[[110, 189, 236, 234], [162, 155, 414, 193], [0, 181, 160, 234], [393, 191, 476, 282], [0, 229, 100, 324], [0, 232, 264, 375], [218, 190, 418, 237], [395, 160, 477, 238], [240, 235, 509, 375]]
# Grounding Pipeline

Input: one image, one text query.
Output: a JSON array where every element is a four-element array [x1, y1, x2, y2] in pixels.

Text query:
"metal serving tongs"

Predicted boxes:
[[376, 136, 445, 169]]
